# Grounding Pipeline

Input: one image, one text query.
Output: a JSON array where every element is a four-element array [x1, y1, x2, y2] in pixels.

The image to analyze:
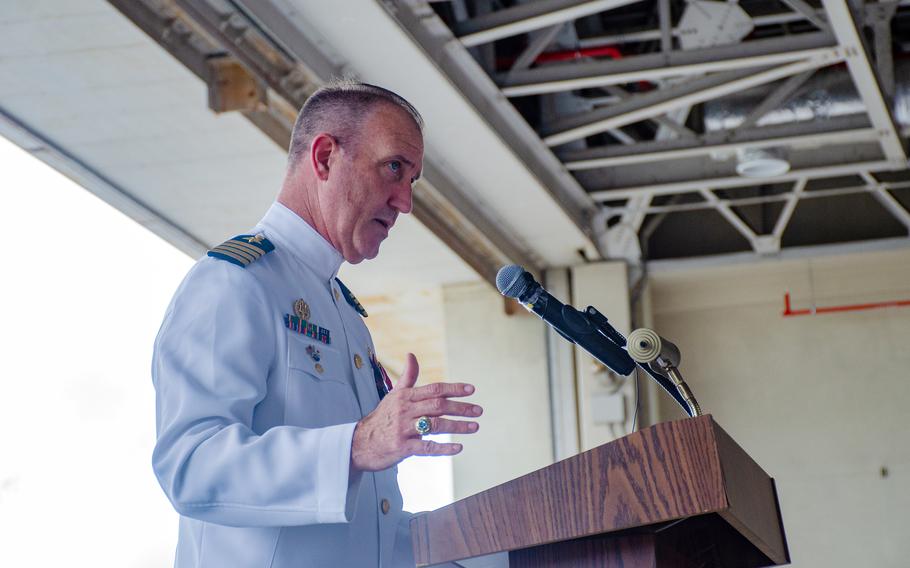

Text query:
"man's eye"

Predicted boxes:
[[387, 161, 402, 174]]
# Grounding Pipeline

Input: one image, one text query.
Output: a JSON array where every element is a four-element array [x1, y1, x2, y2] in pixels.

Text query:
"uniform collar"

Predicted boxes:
[[258, 202, 344, 281]]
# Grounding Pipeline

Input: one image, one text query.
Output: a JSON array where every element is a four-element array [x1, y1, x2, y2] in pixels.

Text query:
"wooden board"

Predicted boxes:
[[412, 415, 788, 566]]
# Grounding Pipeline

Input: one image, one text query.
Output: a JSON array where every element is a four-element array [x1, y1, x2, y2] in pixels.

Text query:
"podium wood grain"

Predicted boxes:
[[411, 415, 788, 567]]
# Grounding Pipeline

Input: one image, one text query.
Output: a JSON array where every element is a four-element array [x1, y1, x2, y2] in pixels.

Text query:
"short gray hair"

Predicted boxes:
[[287, 81, 423, 166]]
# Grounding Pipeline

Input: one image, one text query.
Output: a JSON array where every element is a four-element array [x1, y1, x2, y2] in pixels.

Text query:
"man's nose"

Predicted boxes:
[[390, 181, 413, 214]]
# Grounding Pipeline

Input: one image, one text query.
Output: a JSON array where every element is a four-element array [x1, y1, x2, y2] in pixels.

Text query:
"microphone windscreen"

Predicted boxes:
[[496, 264, 529, 299]]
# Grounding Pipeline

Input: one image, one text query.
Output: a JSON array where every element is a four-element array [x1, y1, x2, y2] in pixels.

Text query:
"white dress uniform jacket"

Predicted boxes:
[[152, 202, 415, 567]]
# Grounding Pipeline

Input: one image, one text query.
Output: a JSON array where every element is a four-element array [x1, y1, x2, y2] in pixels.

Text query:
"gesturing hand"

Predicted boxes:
[[350, 353, 482, 472]]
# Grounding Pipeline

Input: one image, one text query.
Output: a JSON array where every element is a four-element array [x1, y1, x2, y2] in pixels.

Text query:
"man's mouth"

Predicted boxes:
[[374, 218, 393, 230]]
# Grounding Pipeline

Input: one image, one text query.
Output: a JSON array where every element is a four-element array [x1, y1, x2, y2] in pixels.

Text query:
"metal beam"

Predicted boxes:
[[498, 31, 836, 97], [456, 0, 639, 47], [699, 189, 761, 250], [601, 179, 910, 215], [737, 69, 816, 131], [647, 235, 910, 272], [772, 178, 806, 241], [590, 160, 894, 200], [780, 0, 830, 31], [601, 85, 696, 139], [873, 189, 910, 231], [508, 23, 565, 73], [575, 137, 884, 189], [820, 0, 907, 165], [173, 0, 319, 106], [861, 171, 910, 230], [560, 116, 876, 170], [543, 53, 842, 147], [577, 10, 818, 47], [658, 0, 672, 54], [575, 1, 910, 48], [867, 1, 899, 99]]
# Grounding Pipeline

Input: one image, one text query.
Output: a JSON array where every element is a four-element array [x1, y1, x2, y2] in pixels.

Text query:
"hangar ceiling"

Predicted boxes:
[[4, 0, 910, 289], [395, 0, 910, 262], [114, 0, 910, 268]]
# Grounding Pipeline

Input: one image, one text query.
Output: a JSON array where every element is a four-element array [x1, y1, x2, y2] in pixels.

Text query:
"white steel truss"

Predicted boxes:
[[411, 0, 910, 261]]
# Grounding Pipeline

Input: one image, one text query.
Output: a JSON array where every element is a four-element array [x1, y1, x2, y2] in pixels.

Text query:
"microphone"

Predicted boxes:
[[496, 265, 636, 376], [627, 328, 681, 368], [627, 328, 702, 417]]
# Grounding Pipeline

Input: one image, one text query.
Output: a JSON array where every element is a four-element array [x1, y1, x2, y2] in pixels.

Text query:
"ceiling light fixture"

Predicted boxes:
[[735, 147, 791, 178]]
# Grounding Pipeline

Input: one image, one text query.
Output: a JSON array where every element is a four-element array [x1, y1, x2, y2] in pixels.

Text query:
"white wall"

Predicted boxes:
[[442, 281, 554, 499], [649, 247, 910, 567]]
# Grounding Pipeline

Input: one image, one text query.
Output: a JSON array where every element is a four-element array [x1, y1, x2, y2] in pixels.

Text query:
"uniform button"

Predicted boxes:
[[333, 288, 340, 301], [354, 354, 363, 369], [380, 498, 390, 515], [315, 363, 324, 374]]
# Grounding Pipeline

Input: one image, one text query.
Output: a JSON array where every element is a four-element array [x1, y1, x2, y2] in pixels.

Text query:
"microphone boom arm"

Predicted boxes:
[[584, 310, 696, 417]]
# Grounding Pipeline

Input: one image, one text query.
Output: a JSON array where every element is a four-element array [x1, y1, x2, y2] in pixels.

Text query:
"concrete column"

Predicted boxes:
[[543, 268, 580, 461], [570, 261, 636, 450]]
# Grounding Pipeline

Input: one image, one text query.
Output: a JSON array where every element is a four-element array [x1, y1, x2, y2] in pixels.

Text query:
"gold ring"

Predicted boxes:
[[415, 416, 432, 436]]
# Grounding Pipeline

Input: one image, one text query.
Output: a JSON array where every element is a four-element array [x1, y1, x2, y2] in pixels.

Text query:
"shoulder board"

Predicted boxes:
[[335, 277, 368, 318], [207, 233, 275, 268]]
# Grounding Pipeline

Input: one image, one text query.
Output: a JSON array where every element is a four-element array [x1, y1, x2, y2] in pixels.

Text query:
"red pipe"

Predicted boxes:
[[783, 292, 910, 317], [496, 44, 656, 91], [535, 45, 623, 63], [496, 44, 623, 70]]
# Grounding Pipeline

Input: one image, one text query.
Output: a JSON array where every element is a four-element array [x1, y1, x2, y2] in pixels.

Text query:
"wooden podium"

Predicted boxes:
[[411, 415, 789, 567]]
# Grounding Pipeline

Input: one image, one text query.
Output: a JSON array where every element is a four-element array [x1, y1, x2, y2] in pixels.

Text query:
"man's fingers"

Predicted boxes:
[[409, 381, 475, 402], [394, 353, 419, 390], [428, 417, 479, 435], [407, 439, 463, 457], [413, 399, 483, 418]]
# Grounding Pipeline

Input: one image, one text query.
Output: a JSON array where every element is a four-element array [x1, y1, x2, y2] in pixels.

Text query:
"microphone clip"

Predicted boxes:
[[583, 306, 627, 349]]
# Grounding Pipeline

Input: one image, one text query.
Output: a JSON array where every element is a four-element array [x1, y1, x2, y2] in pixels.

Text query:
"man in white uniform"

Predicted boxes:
[[152, 83, 483, 567]]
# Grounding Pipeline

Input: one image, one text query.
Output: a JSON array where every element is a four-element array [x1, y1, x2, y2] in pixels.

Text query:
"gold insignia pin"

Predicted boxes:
[[354, 354, 363, 369], [244, 234, 266, 244], [293, 298, 311, 321], [315, 363, 324, 374]]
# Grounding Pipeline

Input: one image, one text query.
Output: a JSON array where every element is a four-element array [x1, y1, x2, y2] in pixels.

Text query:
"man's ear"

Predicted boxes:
[[310, 133, 336, 181]]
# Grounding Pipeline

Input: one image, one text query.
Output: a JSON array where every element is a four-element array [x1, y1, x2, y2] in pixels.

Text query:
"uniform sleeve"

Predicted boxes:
[[151, 260, 362, 527]]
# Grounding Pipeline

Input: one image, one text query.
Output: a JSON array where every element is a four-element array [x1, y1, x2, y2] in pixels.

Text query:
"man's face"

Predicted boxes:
[[320, 104, 424, 264]]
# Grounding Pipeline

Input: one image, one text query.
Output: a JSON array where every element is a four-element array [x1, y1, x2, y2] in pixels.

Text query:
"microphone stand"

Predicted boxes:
[[582, 306, 696, 418], [652, 363, 702, 417]]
